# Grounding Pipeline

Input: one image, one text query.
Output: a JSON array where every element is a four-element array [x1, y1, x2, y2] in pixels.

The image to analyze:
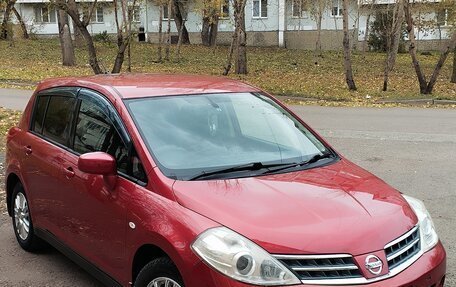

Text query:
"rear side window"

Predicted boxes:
[[42, 96, 76, 145], [32, 96, 49, 134]]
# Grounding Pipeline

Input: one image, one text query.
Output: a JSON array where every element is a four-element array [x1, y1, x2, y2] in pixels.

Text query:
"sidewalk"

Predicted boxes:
[[0, 88, 33, 110]]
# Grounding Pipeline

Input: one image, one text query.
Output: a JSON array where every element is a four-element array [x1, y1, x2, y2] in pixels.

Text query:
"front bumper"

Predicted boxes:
[[185, 242, 446, 287]]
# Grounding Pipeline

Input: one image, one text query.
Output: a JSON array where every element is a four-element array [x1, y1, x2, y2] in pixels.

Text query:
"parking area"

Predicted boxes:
[[0, 98, 454, 286]]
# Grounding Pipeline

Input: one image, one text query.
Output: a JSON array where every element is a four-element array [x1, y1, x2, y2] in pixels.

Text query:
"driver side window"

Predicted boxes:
[[73, 97, 131, 177]]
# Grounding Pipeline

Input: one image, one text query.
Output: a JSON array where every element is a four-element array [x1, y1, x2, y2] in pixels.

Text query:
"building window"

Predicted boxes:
[[437, 9, 449, 27], [162, 5, 174, 20], [331, 0, 342, 17], [129, 6, 141, 22], [253, 0, 267, 18], [292, 0, 308, 18], [220, 0, 230, 18], [34, 6, 56, 23], [90, 7, 104, 23]]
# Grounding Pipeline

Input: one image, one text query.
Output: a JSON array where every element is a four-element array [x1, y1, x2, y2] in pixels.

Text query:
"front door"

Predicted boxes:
[[59, 89, 144, 281]]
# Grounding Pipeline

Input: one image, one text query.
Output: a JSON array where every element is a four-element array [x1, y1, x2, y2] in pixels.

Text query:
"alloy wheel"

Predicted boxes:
[[147, 277, 182, 287], [13, 192, 30, 241]]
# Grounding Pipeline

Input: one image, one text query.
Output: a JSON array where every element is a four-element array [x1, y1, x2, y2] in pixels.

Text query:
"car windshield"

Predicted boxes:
[[126, 93, 336, 180]]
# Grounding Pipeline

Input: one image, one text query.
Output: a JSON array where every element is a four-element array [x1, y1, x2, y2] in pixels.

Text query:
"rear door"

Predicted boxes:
[[21, 89, 78, 239]]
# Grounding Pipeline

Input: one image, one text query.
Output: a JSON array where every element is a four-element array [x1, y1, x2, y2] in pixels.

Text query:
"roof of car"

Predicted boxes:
[[37, 73, 261, 99]]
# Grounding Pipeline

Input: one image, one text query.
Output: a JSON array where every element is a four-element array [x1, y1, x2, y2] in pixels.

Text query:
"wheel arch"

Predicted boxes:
[[131, 244, 172, 285], [6, 173, 21, 216]]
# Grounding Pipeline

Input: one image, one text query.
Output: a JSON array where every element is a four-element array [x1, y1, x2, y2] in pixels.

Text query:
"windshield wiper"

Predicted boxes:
[[188, 162, 298, 181], [260, 152, 336, 175]]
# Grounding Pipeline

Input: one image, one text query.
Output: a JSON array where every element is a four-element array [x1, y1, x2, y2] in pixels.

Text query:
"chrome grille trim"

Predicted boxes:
[[273, 225, 425, 285], [273, 254, 364, 284], [385, 225, 421, 271]]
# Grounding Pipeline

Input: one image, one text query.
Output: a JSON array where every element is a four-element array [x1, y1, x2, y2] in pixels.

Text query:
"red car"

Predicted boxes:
[[5, 74, 446, 287]]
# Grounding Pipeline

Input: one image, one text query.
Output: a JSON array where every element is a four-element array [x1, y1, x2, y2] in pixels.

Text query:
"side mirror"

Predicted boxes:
[[78, 152, 117, 189], [78, 152, 117, 175]]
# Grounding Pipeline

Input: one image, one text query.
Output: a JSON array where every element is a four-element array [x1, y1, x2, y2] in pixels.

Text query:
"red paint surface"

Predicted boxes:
[[5, 74, 446, 286]]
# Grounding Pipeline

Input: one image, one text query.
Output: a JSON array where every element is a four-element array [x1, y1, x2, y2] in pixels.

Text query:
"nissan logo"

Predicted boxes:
[[365, 255, 383, 275]]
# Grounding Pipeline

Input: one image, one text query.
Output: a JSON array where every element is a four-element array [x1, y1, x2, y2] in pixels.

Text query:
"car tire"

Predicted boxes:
[[134, 257, 184, 287], [11, 182, 45, 252]]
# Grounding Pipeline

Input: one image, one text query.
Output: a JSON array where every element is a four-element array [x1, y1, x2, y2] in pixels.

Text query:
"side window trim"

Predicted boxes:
[[75, 88, 148, 185], [30, 95, 50, 134], [29, 87, 80, 148]]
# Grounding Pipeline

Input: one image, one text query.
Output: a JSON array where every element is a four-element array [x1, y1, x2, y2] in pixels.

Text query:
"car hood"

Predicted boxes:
[[172, 159, 418, 256]]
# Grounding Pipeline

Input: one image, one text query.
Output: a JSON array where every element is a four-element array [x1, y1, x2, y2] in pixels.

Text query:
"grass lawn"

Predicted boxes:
[[0, 39, 455, 104]]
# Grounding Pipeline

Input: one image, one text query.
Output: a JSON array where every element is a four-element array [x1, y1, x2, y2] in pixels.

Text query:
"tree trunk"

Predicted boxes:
[[60, 0, 103, 74], [363, 14, 371, 55], [176, 18, 185, 61], [403, 1, 456, 94], [1, 0, 15, 40], [315, 11, 323, 58], [11, 7, 28, 39], [202, 13, 219, 46], [383, 0, 403, 91], [201, 16, 211, 46], [342, 0, 357, 91], [452, 47, 456, 84], [234, 0, 247, 75], [157, 6, 163, 62], [425, 31, 456, 93], [172, 0, 190, 44], [165, 0, 172, 61], [223, 20, 238, 75], [209, 17, 219, 47], [404, 0, 428, 94], [57, 9, 75, 66], [72, 18, 85, 47]]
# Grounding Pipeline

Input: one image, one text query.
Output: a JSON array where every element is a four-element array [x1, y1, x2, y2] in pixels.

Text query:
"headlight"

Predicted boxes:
[[403, 195, 439, 253], [191, 227, 300, 285]]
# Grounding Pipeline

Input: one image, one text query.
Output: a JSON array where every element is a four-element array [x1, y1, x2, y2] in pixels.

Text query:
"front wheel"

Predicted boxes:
[[11, 182, 44, 252], [134, 257, 184, 287]]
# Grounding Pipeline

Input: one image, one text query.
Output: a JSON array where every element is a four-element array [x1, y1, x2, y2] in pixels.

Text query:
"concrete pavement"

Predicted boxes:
[[0, 88, 455, 286], [0, 88, 33, 110]]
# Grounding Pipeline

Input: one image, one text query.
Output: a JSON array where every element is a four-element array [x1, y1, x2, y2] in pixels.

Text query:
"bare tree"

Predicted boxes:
[[403, 0, 456, 94], [0, 0, 15, 40], [57, 9, 75, 66], [383, 0, 404, 91], [173, 0, 190, 44], [157, 5, 163, 62], [342, 0, 357, 90], [307, 0, 329, 60], [54, 0, 103, 74], [223, 0, 247, 75], [112, 0, 137, 73], [11, 6, 28, 39], [201, 0, 221, 46], [165, 0, 172, 61], [362, 0, 377, 55]]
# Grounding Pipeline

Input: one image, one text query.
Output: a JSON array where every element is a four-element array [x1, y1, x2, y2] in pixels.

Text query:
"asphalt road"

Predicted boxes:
[[0, 89, 455, 286]]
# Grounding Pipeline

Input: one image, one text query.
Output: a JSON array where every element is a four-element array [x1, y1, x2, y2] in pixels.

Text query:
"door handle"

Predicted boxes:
[[24, 146, 32, 155], [65, 167, 75, 179]]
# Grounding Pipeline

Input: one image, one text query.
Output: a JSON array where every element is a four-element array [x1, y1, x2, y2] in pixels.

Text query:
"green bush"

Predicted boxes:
[[93, 30, 111, 43], [368, 11, 406, 53]]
